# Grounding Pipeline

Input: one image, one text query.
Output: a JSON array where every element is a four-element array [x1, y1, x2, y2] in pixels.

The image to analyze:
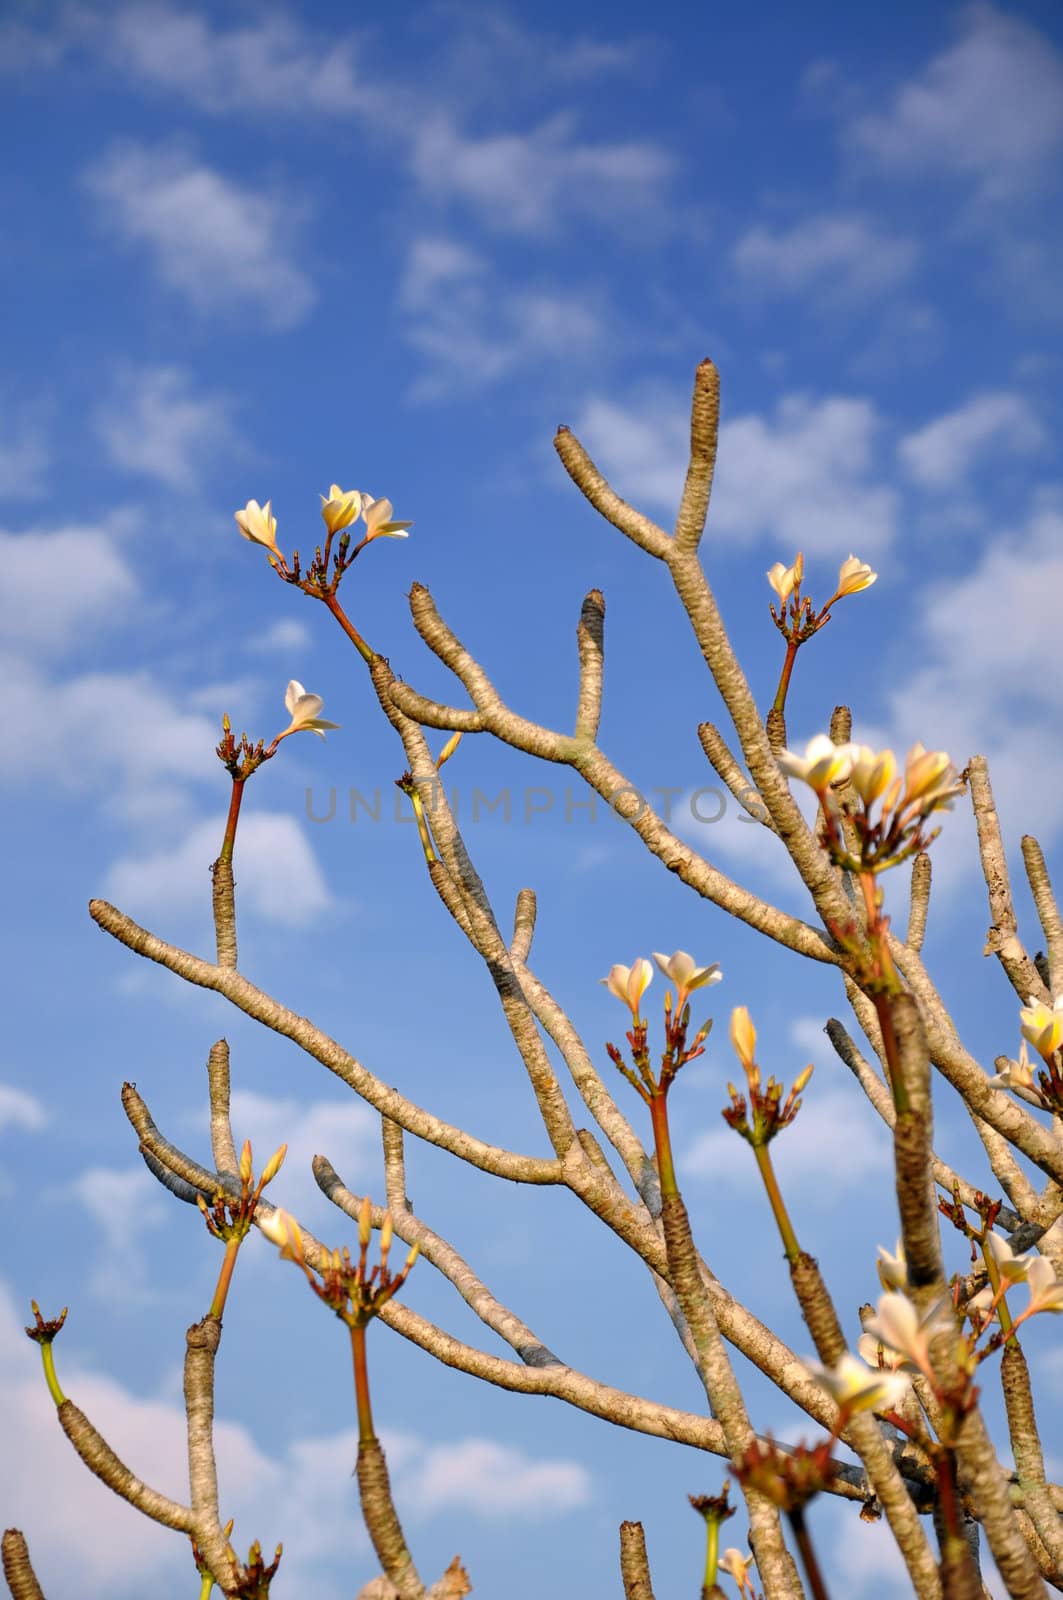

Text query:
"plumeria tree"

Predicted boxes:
[[5, 361, 1063, 1600]]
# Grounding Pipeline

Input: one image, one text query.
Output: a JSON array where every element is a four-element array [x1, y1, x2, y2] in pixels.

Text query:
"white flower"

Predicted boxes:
[[600, 959, 653, 1015], [766, 553, 802, 602], [857, 1332, 908, 1372], [901, 743, 961, 813], [805, 1352, 910, 1414], [719, 1547, 756, 1591], [363, 496, 412, 541], [234, 498, 284, 565], [729, 1006, 756, 1073], [320, 483, 364, 534], [992, 1042, 1036, 1092], [1026, 1257, 1063, 1315], [1019, 995, 1063, 1058], [863, 1291, 951, 1377], [833, 554, 877, 598], [778, 734, 853, 791], [281, 680, 341, 740], [985, 1230, 1035, 1284], [877, 1240, 908, 1292], [847, 744, 898, 807], [652, 950, 722, 1005], [258, 1207, 302, 1255]]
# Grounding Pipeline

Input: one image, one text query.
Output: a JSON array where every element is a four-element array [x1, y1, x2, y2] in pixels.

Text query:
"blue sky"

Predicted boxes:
[[2, 2, 1062, 1596]]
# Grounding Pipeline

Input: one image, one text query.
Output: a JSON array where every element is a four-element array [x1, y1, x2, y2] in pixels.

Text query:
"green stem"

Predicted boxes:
[[351, 1323, 376, 1445], [771, 638, 800, 717], [753, 1143, 801, 1263], [197, 1573, 214, 1600], [649, 1093, 678, 1197], [209, 1238, 242, 1321], [979, 1242, 1016, 1341], [703, 1516, 720, 1590], [324, 592, 376, 664], [218, 778, 246, 865], [787, 1508, 831, 1600], [39, 1340, 66, 1407]]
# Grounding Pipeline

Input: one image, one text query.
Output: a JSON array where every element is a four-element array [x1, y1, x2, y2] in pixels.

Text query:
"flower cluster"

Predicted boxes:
[[722, 1006, 813, 1147], [779, 735, 963, 873], [767, 551, 877, 630], [234, 486, 411, 589], [993, 998, 1063, 1112], [261, 1196, 419, 1330], [601, 951, 720, 1101]]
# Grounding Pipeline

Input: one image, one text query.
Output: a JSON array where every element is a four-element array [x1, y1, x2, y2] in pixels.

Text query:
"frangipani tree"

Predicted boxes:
[[6, 360, 1062, 1600]]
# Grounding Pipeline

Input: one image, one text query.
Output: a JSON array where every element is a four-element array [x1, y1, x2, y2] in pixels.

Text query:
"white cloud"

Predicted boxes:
[[0, 1084, 48, 1133], [2, 659, 217, 808], [0, 527, 136, 658], [84, 143, 315, 329], [66, 1167, 169, 1303], [733, 214, 917, 302], [851, 5, 1063, 201], [409, 112, 672, 232], [248, 617, 314, 653], [105, 813, 331, 928], [400, 236, 603, 400], [898, 391, 1044, 490], [400, 1437, 592, 1518], [683, 1086, 888, 1189], [100, 3, 376, 118], [95, 367, 238, 489], [886, 493, 1063, 882], [575, 390, 897, 552]]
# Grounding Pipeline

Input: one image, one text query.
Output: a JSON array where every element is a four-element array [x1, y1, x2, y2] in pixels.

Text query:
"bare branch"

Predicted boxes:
[[619, 1520, 656, 1600], [575, 589, 605, 741], [1022, 835, 1063, 999], [57, 1400, 194, 1532], [2, 1530, 45, 1600], [968, 756, 1047, 1002], [206, 1039, 239, 1182], [698, 721, 778, 832], [553, 426, 673, 560], [907, 853, 932, 951], [94, 903, 562, 1186], [673, 358, 721, 555], [510, 888, 536, 963]]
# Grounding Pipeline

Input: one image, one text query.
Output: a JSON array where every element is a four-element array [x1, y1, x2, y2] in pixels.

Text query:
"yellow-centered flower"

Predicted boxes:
[[235, 498, 284, 565], [766, 552, 803, 602], [281, 680, 341, 740], [804, 1352, 910, 1414], [320, 484, 364, 534], [834, 553, 877, 598], [652, 950, 722, 1007], [777, 733, 853, 791], [601, 959, 653, 1016], [846, 744, 898, 806], [363, 496, 413, 541], [1019, 994, 1063, 1058]]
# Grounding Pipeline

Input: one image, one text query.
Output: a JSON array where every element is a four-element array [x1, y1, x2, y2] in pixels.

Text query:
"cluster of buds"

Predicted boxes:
[[261, 1196, 419, 1330], [227, 1537, 284, 1599], [216, 681, 340, 779], [722, 1007, 812, 1147], [601, 952, 721, 1100], [732, 1434, 837, 1515], [767, 551, 877, 638], [235, 486, 411, 591], [198, 1139, 287, 1248], [779, 736, 963, 874], [994, 997, 1063, 1112]]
